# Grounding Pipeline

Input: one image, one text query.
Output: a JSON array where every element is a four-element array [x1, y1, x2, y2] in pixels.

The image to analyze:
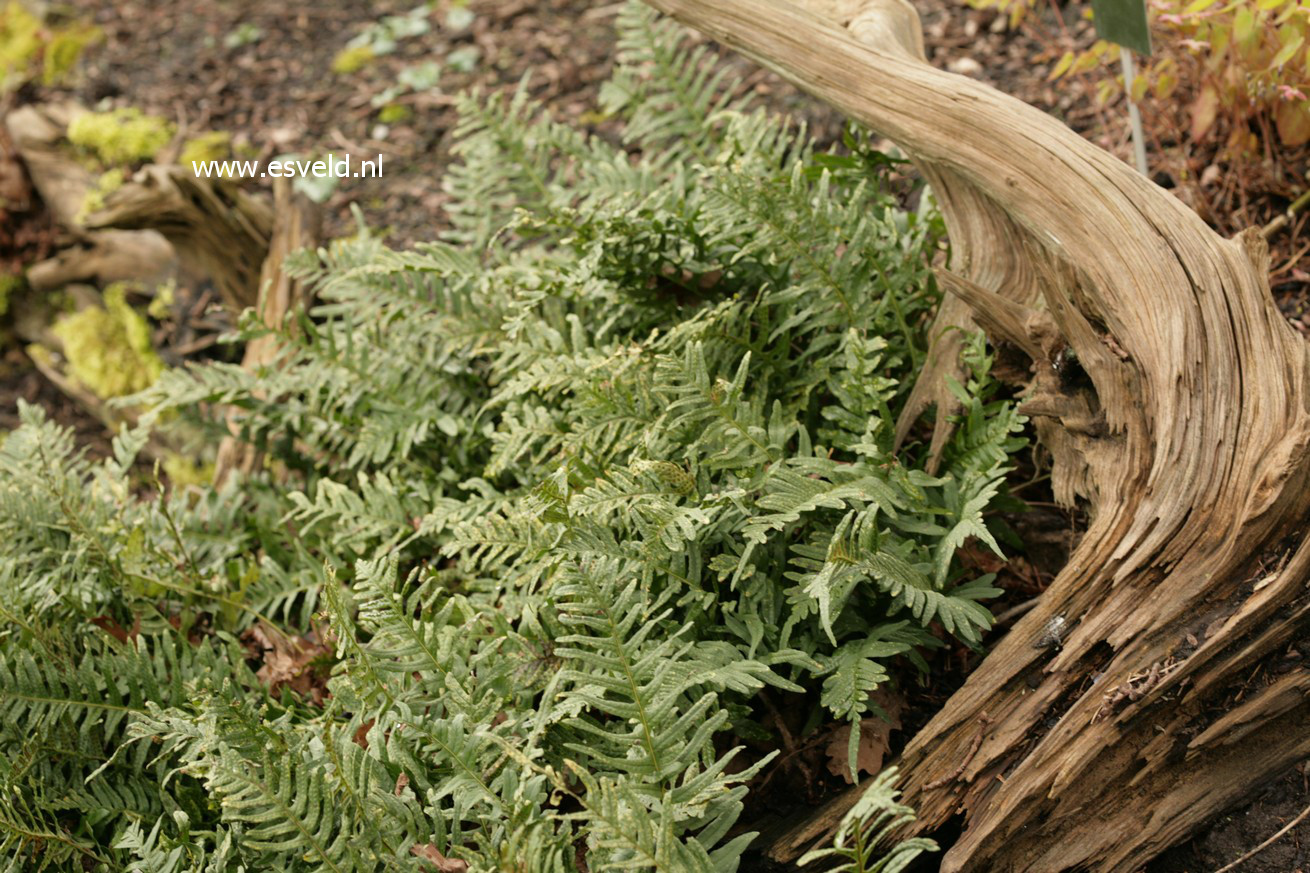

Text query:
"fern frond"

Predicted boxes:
[[798, 766, 938, 872], [602, 1, 750, 164]]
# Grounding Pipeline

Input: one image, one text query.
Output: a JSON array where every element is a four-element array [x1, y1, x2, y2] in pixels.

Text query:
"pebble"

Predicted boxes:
[[948, 56, 984, 77]]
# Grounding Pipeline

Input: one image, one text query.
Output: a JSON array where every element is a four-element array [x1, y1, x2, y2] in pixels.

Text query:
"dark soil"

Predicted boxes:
[[1151, 761, 1310, 873], [65, 0, 847, 246], [4, 1, 1308, 869]]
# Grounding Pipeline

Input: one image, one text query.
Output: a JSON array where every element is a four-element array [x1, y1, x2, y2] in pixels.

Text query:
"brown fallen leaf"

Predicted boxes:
[[91, 613, 140, 643], [353, 719, 375, 750], [242, 622, 334, 705], [1190, 85, 1220, 142], [824, 688, 905, 784], [410, 844, 469, 872]]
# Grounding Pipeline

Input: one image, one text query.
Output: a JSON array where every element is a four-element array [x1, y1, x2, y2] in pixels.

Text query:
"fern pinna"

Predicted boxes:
[[0, 3, 1025, 870]]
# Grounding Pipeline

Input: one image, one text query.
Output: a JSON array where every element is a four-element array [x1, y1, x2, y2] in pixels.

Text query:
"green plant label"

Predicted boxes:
[[1091, 0, 1151, 55]]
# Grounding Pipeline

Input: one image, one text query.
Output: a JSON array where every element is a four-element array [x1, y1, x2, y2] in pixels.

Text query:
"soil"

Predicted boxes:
[[1151, 761, 1310, 873], [3, 0, 1308, 869]]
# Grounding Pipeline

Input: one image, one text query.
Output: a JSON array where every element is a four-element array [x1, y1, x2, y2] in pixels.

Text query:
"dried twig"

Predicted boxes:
[[1210, 799, 1310, 873], [1261, 181, 1310, 240], [993, 598, 1039, 627]]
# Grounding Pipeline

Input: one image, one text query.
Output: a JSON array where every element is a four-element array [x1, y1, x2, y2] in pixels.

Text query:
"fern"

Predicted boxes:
[[797, 767, 938, 872], [0, 4, 1029, 870]]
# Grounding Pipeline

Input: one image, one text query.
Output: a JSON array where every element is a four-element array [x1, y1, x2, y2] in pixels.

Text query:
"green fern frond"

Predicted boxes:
[[798, 766, 937, 872]]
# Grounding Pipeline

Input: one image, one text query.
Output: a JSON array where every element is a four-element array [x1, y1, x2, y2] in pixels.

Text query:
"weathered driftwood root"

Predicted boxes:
[[5, 104, 177, 290], [643, 1, 1310, 870], [85, 165, 273, 313], [213, 178, 321, 485]]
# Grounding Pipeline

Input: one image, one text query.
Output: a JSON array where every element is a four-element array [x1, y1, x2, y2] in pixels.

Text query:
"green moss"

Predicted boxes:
[[377, 103, 412, 124], [77, 167, 125, 222], [0, 1, 41, 88], [50, 284, 163, 398], [67, 108, 175, 166], [41, 23, 100, 85], [331, 44, 374, 74], [179, 131, 231, 168]]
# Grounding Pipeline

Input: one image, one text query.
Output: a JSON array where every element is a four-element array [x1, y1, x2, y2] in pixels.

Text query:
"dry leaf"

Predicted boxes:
[[410, 844, 469, 872], [243, 623, 333, 705], [1276, 100, 1310, 147], [353, 719, 375, 749], [824, 688, 905, 784], [91, 613, 140, 643], [1190, 85, 1220, 142]]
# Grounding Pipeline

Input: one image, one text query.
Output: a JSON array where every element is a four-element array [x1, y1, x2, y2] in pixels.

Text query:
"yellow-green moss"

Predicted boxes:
[[162, 453, 214, 489], [41, 22, 100, 85], [578, 109, 611, 127], [377, 103, 412, 124], [331, 44, 374, 74], [179, 131, 231, 169], [0, 2, 40, 87], [67, 108, 175, 166], [146, 280, 175, 320], [1, 3, 98, 90], [50, 284, 163, 398], [77, 167, 125, 222]]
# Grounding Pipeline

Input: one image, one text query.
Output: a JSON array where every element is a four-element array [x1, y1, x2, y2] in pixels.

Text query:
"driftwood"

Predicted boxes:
[[5, 101, 297, 472], [213, 178, 321, 485], [5, 104, 177, 290], [642, 1, 1310, 870], [23, 230, 175, 293], [85, 165, 273, 313], [4, 103, 96, 228]]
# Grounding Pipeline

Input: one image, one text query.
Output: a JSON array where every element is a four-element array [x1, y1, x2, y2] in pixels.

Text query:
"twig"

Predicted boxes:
[[994, 598, 1040, 627], [1209, 799, 1310, 873], [582, 1, 627, 19], [1261, 183, 1310, 240], [754, 690, 816, 792]]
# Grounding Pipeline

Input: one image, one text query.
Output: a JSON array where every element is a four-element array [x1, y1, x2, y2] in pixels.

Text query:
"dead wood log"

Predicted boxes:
[[5, 104, 177, 289], [23, 230, 176, 293], [642, 1, 1310, 870], [4, 103, 96, 229], [213, 178, 321, 485], [84, 165, 273, 313]]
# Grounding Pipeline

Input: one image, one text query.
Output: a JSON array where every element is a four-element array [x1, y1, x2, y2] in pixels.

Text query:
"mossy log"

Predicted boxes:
[[84, 165, 272, 313], [5, 104, 176, 290], [642, 1, 1310, 870]]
